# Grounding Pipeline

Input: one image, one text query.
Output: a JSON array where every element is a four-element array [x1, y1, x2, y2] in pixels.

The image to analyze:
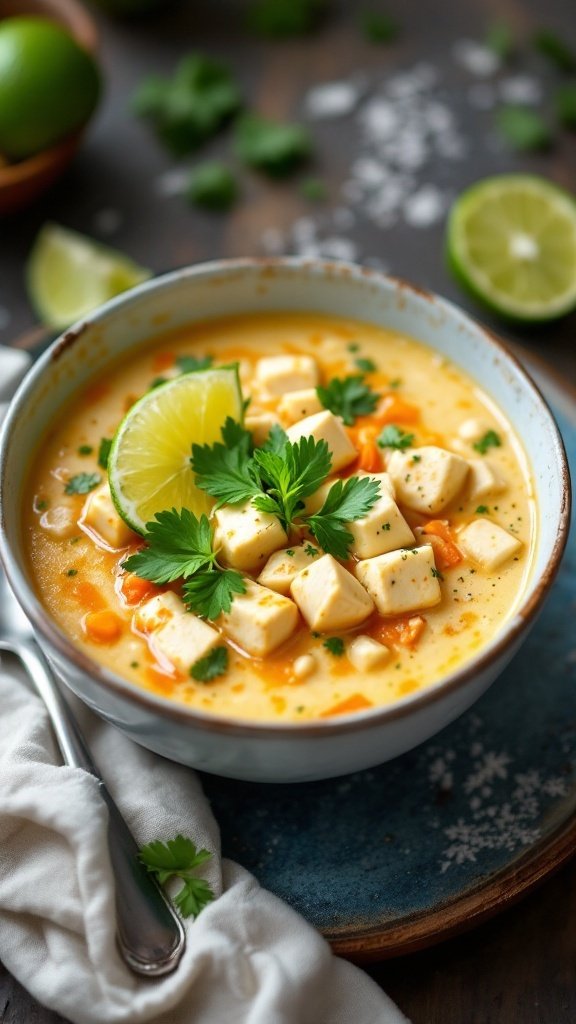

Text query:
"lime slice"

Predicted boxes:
[[27, 223, 151, 330], [447, 175, 576, 322], [108, 366, 243, 534]]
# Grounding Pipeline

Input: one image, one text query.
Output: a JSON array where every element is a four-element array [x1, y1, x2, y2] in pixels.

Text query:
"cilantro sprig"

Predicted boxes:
[[377, 425, 415, 450], [123, 508, 245, 620], [65, 472, 101, 495], [190, 418, 381, 558], [316, 374, 379, 426], [139, 835, 214, 919], [473, 430, 502, 455]]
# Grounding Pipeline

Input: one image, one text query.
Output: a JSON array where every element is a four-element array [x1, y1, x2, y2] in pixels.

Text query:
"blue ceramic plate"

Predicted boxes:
[[203, 353, 575, 960]]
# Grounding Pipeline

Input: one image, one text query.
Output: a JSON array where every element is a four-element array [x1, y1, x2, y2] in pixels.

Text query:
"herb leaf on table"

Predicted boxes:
[[139, 835, 214, 919], [235, 113, 311, 176]]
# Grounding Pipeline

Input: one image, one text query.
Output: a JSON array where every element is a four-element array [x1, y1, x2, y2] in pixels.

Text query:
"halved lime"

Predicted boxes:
[[447, 175, 576, 322], [27, 223, 151, 330], [108, 366, 243, 534]]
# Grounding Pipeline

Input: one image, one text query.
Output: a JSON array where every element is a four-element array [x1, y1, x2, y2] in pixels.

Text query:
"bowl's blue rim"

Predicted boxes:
[[0, 257, 571, 738]]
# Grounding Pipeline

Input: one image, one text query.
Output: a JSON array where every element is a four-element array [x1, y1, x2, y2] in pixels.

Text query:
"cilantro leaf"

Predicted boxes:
[[377, 424, 415, 450], [354, 356, 376, 373], [65, 472, 101, 495], [183, 568, 246, 619], [191, 419, 261, 506], [361, 11, 399, 44], [496, 106, 551, 152], [186, 161, 238, 211], [473, 430, 502, 455], [534, 29, 576, 72], [486, 21, 514, 60], [176, 354, 214, 373], [556, 83, 576, 128], [253, 436, 332, 528], [139, 834, 214, 919], [123, 509, 216, 583], [316, 375, 379, 426], [323, 636, 345, 656], [306, 476, 380, 559], [261, 423, 289, 453], [300, 177, 327, 202], [132, 54, 242, 156], [98, 438, 112, 470], [78, 444, 93, 456], [190, 646, 229, 681], [235, 113, 311, 177]]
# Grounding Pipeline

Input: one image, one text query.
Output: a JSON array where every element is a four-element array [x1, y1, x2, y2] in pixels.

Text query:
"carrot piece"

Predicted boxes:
[[84, 609, 123, 643], [321, 693, 373, 717], [152, 350, 176, 371], [357, 440, 382, 473], [376, 394, 420, 425], [373, 615, 427, 649], [72, 581, 106, 612], [120, 573, 160, 605], [422, 520, 463, 569]]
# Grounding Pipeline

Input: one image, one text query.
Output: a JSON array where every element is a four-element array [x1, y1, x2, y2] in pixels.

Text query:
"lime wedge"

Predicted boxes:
[[27, 223, 151, 330], [446, 175, 576, 322], [108, 366, 243, 534]]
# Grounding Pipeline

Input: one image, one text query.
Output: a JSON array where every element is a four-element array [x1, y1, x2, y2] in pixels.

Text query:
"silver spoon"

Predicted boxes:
[[0, 565, 186, 976]]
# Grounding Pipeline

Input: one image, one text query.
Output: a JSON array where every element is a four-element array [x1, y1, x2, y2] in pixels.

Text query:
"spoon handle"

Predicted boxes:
[[12, 638, 186, 976]]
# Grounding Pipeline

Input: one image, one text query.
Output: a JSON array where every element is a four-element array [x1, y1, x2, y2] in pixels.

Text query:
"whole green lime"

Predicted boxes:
[[0, 17, 101, 161]]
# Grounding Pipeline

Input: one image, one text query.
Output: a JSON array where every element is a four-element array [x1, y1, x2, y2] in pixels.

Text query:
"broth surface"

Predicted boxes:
[[25, 313, 536, 721]]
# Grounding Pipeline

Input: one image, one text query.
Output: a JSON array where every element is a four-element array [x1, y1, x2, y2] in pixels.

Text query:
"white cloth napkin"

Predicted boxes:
[[0, 347, 408, 1024]]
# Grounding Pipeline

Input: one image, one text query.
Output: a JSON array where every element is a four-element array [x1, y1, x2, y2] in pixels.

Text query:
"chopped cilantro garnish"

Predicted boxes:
[[411, 454, 422, 463], [475, 504, 490, 514], [186, 161, 238, 211], [98, 438, 112, 470], [378, 424, 415, 450], [300, 177, 327, 202], [473, 430, 502, 455], [65, 568, 78, 577], [496, 106, 551, 151], [388, 378, 401, 389], [65, 472, 101, 495], [176, 354, 214, 373], [486, 21, 514, 60], [347, 342, 360, 353], [78, 444, 93, 456], [246, 0, 327, 37], [36, 499, 49, 512], [190, 646, 229, 682], [286, 549, 295, 557], [123, 508, 246, 621], [317, 374, 379, 425], [139, 835, 214, 918], [431, 567, 444, 580], [235, 113, 311, 177], [304, 543, 319, 557], [361, 10, 399, 44], [556, 83, 576, 128], [323, 636, 345, 656], [132, 53, 242, 156], [382, 522, 391, 531], [355, 356, 377, 373], [534, 29, 576, 72]]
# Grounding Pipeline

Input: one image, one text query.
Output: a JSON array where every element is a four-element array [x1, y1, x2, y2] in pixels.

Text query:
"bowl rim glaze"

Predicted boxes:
[[0, 257, 571, 738]]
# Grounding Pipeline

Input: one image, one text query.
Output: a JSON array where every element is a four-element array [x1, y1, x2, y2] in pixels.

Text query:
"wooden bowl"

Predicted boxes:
[[0, 0, 99, 216]]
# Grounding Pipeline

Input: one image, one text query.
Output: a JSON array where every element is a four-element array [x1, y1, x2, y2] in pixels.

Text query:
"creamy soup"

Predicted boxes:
[[25, 313, 536, 721]]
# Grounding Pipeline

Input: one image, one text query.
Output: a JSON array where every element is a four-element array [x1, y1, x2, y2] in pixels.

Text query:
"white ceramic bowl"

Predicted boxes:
[[0, 259, 570, 782]]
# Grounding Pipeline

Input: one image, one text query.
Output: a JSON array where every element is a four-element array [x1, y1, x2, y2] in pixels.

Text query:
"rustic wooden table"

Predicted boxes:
[[1, 1, 575, 1021]]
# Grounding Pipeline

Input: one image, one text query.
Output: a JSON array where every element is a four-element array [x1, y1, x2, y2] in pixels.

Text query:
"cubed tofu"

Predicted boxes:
[[245, 410, 281, 447], [466, 458, 506, 501], [355, 545, 442, 616], [40, 505, 78, 540], [291, 554, 374, 631], [256, 355, 319, 396], [218, 580, 299, 657], [278, 388, 323, 425], [286, 410, 357, 472], [81, 483, 136, 549], [457, 519, 522, 570], [214, 500, 288, 572], [388, 446, 469, 514], [348, 635, 391, 672], [135, 592, 220, 674], [257, 543, 321, 595], [348, 488, 415, 559]]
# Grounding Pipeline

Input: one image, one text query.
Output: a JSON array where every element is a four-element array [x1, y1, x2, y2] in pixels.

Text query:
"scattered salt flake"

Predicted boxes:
[[403, 185, 447, 227], [453, 39, 501, 77], [93, 208, 123, 236], [305, 79, 364, 119], [156, 169, 190, 197], [499, 76, 542, 105]]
